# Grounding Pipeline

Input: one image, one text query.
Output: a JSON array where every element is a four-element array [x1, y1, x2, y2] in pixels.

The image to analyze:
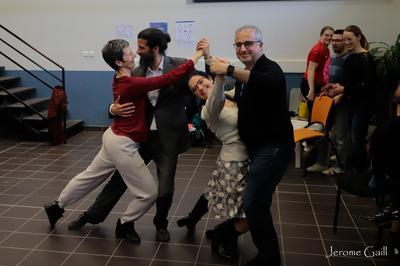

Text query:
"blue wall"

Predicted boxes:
[[4, 70, 114, 126], [3, 70, 303, 126]]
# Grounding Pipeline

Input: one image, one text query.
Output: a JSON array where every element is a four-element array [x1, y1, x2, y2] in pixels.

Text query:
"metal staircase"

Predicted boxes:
[[0, 25, 83, 142]]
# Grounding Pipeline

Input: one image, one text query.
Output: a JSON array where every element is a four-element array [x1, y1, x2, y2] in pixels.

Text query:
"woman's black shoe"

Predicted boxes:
[[44, 200, 64, 228], [177, 194, 209, 234], [115, 219, 140, 243], [176, 216, 196, 233]]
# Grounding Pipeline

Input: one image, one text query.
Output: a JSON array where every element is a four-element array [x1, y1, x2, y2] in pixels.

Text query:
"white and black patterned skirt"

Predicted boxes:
[[204, 157, 249, 219]]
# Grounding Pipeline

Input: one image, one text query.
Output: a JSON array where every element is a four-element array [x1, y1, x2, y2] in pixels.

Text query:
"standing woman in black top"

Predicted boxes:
[[330, 25, 377, 172]]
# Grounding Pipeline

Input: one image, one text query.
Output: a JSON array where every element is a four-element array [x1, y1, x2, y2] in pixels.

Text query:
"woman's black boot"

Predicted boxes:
[[177, 194, 208, 234]]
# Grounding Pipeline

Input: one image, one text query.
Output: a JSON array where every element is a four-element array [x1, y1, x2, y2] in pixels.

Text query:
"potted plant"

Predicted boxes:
[[369, 33, 400, 125]]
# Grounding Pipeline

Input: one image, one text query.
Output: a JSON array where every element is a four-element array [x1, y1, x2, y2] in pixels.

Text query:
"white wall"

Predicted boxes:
[[1, 0, 399, 72]]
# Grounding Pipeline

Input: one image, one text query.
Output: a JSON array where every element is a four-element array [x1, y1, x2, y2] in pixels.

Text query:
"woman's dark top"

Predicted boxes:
[[343, 52, 377, 103]]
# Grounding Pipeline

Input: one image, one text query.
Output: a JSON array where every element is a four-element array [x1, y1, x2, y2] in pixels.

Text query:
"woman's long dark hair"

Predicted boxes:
[[345, 25, 369, 50]]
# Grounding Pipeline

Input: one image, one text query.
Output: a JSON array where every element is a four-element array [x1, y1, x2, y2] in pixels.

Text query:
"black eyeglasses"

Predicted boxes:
[[233, 40, 262, 49], [331, 39, 343, 43]]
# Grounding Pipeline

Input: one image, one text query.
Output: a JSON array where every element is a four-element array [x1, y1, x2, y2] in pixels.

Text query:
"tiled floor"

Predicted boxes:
[[0, 131, 396, 265]]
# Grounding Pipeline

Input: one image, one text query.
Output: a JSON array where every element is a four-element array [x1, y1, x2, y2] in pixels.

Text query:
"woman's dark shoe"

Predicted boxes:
[[176, 216, 196, 233], [44, 200, 64, 228], [177, 194, 209, 234], [115, 219, 140, 243]]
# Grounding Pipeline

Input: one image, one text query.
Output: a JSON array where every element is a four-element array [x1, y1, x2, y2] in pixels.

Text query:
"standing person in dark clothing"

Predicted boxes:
[[67, 28, 198, 243], [365, 82, 400, 221], [308, 29, 351, 175], [325, 25, 377, 173], [210, 25, 294, 266]]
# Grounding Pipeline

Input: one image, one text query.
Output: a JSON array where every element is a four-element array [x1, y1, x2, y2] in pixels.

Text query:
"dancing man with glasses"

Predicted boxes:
[[209, 25, 294, 266]]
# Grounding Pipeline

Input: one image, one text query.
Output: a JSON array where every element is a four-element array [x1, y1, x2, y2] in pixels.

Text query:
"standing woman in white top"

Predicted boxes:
[[177, 70, 249, 260]]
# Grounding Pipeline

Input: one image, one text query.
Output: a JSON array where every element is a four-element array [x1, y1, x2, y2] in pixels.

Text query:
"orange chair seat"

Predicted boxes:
[[294, 128, 324, 143]]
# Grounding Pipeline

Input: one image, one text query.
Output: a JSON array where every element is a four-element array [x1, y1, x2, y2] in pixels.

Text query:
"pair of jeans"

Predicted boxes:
[[315, 100, 350, 167], [243, 144, 293, 263]]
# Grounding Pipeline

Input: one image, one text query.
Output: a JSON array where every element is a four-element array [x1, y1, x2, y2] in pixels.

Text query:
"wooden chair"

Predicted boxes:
[[293, 96, 343, 178]]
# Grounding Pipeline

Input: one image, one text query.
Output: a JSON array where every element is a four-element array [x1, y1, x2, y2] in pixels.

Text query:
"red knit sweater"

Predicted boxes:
[[111, 59, 194, 142]]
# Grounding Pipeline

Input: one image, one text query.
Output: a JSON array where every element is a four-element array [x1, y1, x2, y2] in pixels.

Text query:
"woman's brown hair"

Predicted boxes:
[[345, 25, 369, 50]]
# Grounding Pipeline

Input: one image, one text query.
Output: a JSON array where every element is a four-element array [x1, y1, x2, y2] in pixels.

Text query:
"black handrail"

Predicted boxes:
[[0, 24, 65, 89], [1, 38, 63, 83], [1, 24, 65, 83], [0, 24, 67, 143], [0, 51, 54, 90]]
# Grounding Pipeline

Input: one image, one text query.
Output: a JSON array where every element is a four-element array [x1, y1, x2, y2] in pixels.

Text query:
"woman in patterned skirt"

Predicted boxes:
[[177, 70, 249, 259]]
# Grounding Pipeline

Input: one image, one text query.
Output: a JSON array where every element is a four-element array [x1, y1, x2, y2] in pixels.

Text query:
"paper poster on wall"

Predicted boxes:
[[175, 20, 194, 47], [115, 25, 134, 39], [150, 22, 168, 33]]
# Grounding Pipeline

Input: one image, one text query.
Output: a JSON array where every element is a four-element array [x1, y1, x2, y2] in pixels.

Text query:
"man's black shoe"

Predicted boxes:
[[247, 254, 280, 266], [44, 200, 64, 228], [360, 207, 400, 225], [205, 229, 215, 239], [156, 228, 170, 242], [68, 212, 88, 230], [115, 219, 140, 243], [209, 221, 239, 260]]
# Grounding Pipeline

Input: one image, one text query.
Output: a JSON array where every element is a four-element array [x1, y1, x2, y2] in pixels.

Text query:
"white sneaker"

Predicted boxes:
[[306, 163, 327, 173], [302, 141, 312, 152], [329, 155, 337, 162], [322, 166, 346, 176]]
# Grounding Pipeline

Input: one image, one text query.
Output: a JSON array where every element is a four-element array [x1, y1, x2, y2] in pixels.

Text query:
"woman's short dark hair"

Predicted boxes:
[[334, 29, 344, 35], [102, 39, 129, 70], [137, 28, 171, 55]]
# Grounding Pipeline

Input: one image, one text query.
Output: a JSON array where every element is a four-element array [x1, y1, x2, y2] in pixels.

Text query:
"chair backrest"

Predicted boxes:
[[310, 96, 334, 126], [288, 88, 301, 114]]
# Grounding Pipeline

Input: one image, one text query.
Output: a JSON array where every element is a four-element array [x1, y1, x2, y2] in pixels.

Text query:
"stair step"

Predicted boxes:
[[40, 120, 84, 133], [0, 86, 35, 97], [0, 76, 20, 84], [22, 110, 48, 122], [3, 97, 50, 109]]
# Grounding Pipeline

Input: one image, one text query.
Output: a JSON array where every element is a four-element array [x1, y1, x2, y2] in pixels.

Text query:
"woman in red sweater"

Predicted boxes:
[[301, 26, 334, 107], [44, 39, 203, 243]]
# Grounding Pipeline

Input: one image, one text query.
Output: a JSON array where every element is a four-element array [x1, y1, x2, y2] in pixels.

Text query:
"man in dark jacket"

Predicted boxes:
[[210, 25, 294, 266]]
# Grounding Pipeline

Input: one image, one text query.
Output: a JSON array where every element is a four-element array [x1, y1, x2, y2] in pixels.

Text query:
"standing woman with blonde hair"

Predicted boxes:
[[328, 25, 377, 173]]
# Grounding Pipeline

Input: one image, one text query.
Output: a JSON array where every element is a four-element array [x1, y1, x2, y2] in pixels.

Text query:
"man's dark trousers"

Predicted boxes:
[[243, 144, 293, 265]]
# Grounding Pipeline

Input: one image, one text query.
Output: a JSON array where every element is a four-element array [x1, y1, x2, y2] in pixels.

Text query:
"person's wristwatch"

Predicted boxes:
[[226, 65, 235, 77]]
